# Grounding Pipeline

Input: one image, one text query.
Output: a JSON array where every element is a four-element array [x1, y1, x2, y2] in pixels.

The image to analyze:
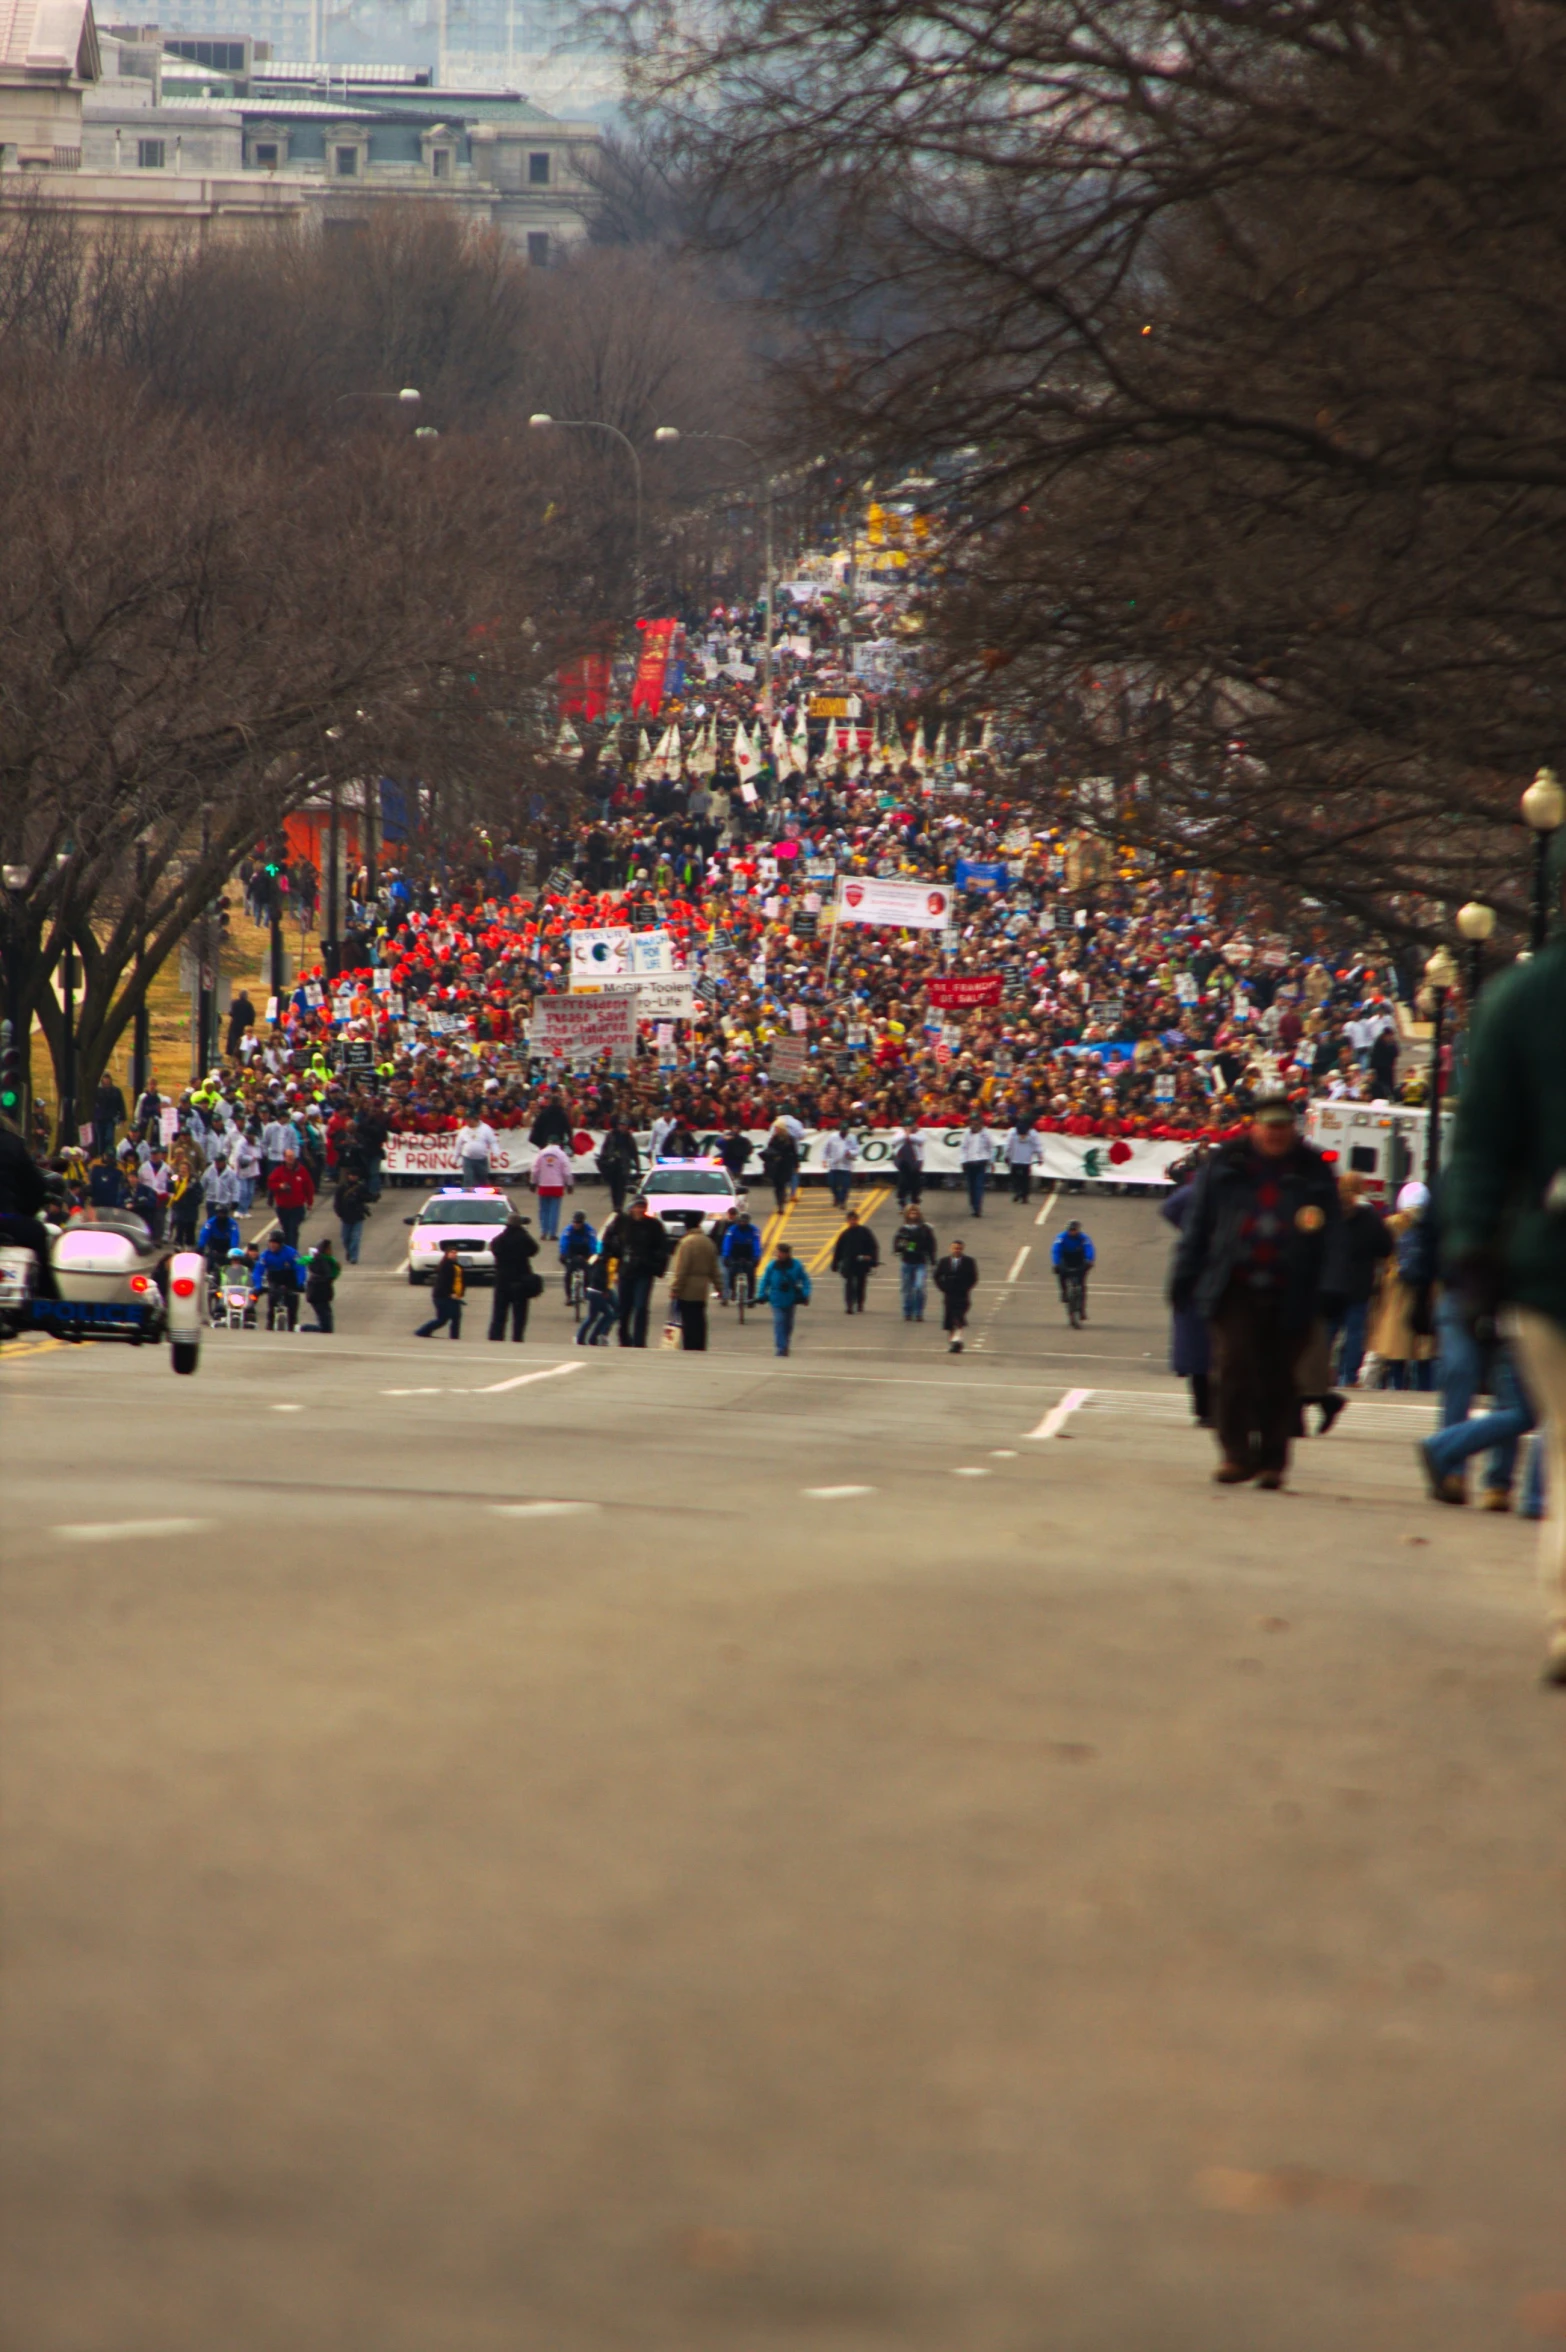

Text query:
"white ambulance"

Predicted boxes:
[[1304, 1101, 1454, 1205]]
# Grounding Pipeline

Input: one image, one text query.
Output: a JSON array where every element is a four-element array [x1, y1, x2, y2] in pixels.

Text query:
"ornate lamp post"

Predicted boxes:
[[1423, 943, 1457, 1188], [1521, 767, 1565, 952]]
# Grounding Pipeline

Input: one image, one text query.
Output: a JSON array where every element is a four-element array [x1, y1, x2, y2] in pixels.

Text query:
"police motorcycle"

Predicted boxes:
[[0, 1180, 205, 1375]]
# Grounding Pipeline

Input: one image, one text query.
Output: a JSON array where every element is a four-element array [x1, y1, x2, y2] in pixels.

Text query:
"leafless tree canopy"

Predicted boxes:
[[627, 0, 1566, 933]]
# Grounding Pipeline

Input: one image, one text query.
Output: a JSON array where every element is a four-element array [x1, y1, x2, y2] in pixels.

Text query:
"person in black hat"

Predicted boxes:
[[489, 1205, 540, 1342]]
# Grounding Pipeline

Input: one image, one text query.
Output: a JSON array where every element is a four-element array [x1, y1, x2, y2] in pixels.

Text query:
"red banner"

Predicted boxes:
[[559, 649, 611, 721], [925, 974, 1003, 1009], [631, 619, 678, 718]]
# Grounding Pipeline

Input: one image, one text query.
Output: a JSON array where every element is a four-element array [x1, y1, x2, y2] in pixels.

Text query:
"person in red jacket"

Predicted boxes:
[[266, 1146, 316, 1249]]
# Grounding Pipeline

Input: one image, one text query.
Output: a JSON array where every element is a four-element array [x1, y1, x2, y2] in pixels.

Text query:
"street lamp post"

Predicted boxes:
[[1455, 899, 1496, 1006], [131, 837, 151, 1103], [529, 414, 644, 615], [654, 425, 776, 720], [2, 862, 30, 1129], [1423, 943, 1458, 1189], [1521, 765, 1565, 952]]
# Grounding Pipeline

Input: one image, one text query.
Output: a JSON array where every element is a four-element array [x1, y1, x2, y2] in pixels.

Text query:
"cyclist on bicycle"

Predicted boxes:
[[719, 1203, 763, 1305], [1052, 1221, 1096, 1321], [558, 1209, 599, 1304]]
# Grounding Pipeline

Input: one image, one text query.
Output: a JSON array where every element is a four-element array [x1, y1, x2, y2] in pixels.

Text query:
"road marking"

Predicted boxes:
[[1035, 1189, 1059, 1230], [1026, 1386, 1093, 1441], [1005, 1245, 1030, 1284], [471, 1362, 585, 1395], [0, 1336, 63, 1364], [952, 1466, 991, 1478], [54, 1517, 213, 1543], [990, 1449, 1018, 1458], [804, 1484, 876, 1500], [271, 1402, 304, 1412], [382, 1386, 444, 1396], [489, 1500, 598, 1519]]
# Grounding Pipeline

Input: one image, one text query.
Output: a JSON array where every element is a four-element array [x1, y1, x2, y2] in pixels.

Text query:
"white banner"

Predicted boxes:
[[383, 1124, 1182, 1186], [833, 877, 953, 931], [569, 927, 632, 983]]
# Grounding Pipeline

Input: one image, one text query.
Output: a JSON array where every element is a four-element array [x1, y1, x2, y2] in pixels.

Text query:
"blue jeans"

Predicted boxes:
[[771, 1302, 795, 1356], [538, 1193, 562, 1240], [576, 1295, 615, 1345], [365, 1151, 383, 1202], [1424, 1350, 1539, 1497], [1436, 1295, 1479, 1428], [339, 1217, 364, 1264], [237, 1177, 255, 1211], [900, 1261, 927, 1320], [460, 1156, 488, 1190], [1330, 1300, 1370, 1387], [828, 1170, 851, 1210], [416, 1298, 462, 1338], [964, 1163, 987, 1215]]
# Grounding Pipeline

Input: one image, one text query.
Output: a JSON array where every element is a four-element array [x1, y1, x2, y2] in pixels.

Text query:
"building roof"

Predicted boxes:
[[250, 58, 431, 85], [0, 0, 99, 78]]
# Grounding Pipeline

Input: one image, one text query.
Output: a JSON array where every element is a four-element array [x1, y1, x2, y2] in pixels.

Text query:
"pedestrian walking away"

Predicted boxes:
[[531, 1139, 573, 1242], [831, 1207, 879, 1313], [669, 1211, 722, 1351], [1169, 1092, 1340, 1489], [934, 1237, 978, 1352], [489, 1206, 540, 1341]]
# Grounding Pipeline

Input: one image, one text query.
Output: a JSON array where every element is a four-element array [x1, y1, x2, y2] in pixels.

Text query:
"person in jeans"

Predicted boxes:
[[575, 1251, 617, 1346], [333, 1167, 370, 1265], [1327, 1171, 1392, 1385], [758, 1241, 812, 1356], [821, 1124, 858, 1211], [615, 1198, 671, 1347], [531, 1140, 573, 1241], [894, 1203, 938, 1321], [1418, 1343, 1543, 1513], [415, 1240, 466, 1339], [958, 1115, 995, 1216]]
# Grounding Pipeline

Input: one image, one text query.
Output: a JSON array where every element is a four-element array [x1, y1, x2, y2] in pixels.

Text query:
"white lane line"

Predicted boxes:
[[1005, 1245, 1030, 1284], [1034, 1189, 1060, 1231], [54, 1518, 213, 1543], [1026, 1386, 1094, 1441], [990, 1448, 1018, 1458], [271, 1402, 304, 1413], [952, 1466, 991, 1478], [804, 1485, 876, 1500], [382, 1386, 444, 1396], [489, 1500, 598, 1519], [471, 1363, 585, 1396]]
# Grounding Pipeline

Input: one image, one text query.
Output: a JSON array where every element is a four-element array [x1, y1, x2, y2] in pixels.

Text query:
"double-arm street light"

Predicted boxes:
[[1522, 765, 1565, 951], [654, 426, 777, 719], [529, 413, 644, 614]]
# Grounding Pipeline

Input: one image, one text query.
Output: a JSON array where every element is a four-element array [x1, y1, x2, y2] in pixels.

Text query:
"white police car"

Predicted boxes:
[[405, 1187, 512, 1285], [633, 1159, 740, 1235]]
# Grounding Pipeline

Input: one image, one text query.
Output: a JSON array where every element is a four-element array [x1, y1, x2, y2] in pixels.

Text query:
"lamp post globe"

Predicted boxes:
[[1523, 768, 1566, 952]]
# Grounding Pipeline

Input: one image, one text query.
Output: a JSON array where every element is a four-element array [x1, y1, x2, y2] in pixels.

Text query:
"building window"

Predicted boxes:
[[137, 138, 165, 169], [527, 149, 549, 185], [430, 147, 450, 179], [527, 231, 550, 267], [253, 141, 279, 167], [334, 145, 358, 176]]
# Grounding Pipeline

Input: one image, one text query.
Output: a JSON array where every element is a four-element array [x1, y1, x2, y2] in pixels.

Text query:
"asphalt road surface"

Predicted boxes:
[[3, 1178, 1562, 2352]]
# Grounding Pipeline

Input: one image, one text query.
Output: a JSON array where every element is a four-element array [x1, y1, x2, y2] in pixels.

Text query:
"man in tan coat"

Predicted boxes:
[[669, 1212, 722, 1352]]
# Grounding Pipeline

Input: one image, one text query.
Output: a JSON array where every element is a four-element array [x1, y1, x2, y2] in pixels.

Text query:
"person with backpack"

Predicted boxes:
[[758, 1240, 812, 1357], [303, 1237, 339, 1333], [830, 1208, 880, 1313], [934, 1236, 979, 1353], [893, 1203, 938, 1321], [597, 1122, 641, 1214]]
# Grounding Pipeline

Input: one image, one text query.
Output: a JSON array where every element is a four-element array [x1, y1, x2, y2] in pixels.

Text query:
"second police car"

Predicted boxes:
[[634, 1159, 740, 1236]]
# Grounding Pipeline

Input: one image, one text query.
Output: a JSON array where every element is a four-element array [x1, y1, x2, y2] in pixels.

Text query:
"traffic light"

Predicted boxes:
[[0, 1020, 23, 1117]]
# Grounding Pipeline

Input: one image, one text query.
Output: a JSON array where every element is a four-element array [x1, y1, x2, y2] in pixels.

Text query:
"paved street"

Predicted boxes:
[[2, 1181, 1562, 2351]]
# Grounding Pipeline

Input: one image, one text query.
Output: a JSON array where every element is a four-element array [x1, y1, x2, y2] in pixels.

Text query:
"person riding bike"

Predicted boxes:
[[1052, 1221, 1096, 1321], [251, 1236, 305, 1331], [558, 1209, 599, 1303], [718, 1204, 763, 1304]]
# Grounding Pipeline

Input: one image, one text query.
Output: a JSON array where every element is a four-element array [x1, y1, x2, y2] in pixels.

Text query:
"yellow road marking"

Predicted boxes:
[[0, 1334, 63, 1364], [758, 1185, 892, 1275]]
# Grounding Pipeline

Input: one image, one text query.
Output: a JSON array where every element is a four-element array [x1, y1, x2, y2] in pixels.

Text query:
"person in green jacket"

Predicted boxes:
[[1444, 828, 1566, 1682]]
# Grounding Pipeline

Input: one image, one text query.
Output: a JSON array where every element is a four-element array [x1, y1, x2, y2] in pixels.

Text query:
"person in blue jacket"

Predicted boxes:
[[718, 1204, 764, 1303], [757, 1241, 812, 1356], [198, 1205, 242, 1271], [1051, 1220, 1096, 1314], [558, 1209, 598, 1300], [251, 1236, 305, 1330]]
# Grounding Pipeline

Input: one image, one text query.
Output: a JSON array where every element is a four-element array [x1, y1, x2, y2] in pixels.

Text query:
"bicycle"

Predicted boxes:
[[1062, 1268, 1087, 1329], [564, 1261, 587, 1314], [730, 1260, 756, 1326]]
